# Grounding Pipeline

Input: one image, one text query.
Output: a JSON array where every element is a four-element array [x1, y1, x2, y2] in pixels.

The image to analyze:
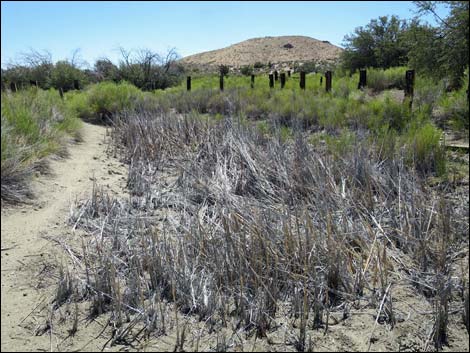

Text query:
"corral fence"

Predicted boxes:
[[184, 69, 417, 107], [5, 68, 419, 107]]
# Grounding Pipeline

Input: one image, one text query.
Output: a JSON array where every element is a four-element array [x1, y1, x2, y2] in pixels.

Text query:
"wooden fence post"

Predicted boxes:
[[300, 71, 306, 90], [187, 76, 191, 91], [467, 71, 469, 104], [274, 70, 278, 81], [280, 73, 286, 88], [405, 69, 415, 108], [320, 76, 323, 86], [251, 74, 255, 89], [325, 71, 332, 92], [358, 69, 367, 89], [220, 75, 224, 91], [287, 70, 291, 77], [10, 82, 17, 92], [269, 74, 274, 88], [59, 87, 64, 99]]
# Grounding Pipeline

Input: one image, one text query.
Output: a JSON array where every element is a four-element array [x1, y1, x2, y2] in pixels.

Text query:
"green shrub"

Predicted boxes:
[[66, 81, 143, 122], [50, 60, 87, 91], [367, 67, 407, 92], [254, 62, 265, 69], [414, 76, 446, 112], [300, 60, 318, 73], [438, 69, 469, 131], [88, 81, 143, 117], [324, 129, 357, 158], [65, 90, 94, 120], [402, 122, 446, 176], [279, 126, 293, 143], [1, 88, 81, 203], [257, 120, 270, 137], [240, 65, 254, 76]]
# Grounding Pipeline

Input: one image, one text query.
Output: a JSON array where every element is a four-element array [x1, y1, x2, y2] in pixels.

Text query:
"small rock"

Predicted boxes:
[[23, 293, 27, 297]]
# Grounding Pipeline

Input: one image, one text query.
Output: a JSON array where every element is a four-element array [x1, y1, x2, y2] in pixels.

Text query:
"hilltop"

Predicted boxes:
[[180, 35, 343, 70]]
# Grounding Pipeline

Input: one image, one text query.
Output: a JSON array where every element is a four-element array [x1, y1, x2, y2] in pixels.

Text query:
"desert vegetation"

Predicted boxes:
[[59, 100, 468, 350], [1, 1, 468, 352], [1, 87, 82, 203], [23, 65, 464, 350]]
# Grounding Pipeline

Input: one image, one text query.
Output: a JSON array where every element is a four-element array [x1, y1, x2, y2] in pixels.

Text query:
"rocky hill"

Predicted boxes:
[[180, 35, 343, 70]]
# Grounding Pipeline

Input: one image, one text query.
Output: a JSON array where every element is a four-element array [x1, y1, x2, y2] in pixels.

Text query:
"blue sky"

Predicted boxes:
[[1, 1, 450, 68]]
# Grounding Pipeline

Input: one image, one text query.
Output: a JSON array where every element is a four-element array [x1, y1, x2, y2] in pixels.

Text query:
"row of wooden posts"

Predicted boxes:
[[186, 69, 416, 105], [7, 69, 421, 107]]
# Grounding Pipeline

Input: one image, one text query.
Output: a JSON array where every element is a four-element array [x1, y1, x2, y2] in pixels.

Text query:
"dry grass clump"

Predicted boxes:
[[64, 109, 468, 351], [1, 88, 82, 204]]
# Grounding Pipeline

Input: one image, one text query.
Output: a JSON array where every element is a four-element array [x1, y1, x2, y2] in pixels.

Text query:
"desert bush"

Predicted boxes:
[[300, 60, 318, 73], [413, 75, 446, 112], [367, 66, 407, 92], [66, 81, 144, 122], [254, 61, 265, 69], [240, 65, 254, 76], [115, 47, 184, 91], [50, 60, 87, 92], [437, 69, 469, 131], [1, 50, 90, 91], [1, 88, 81, 203], [402, 121, 446, 176], [332, 75, 357, 98], [324, 129, 357, 157]]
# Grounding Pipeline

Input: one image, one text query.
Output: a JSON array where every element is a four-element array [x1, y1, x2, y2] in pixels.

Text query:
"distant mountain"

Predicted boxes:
[[180, 35, 343, 69]]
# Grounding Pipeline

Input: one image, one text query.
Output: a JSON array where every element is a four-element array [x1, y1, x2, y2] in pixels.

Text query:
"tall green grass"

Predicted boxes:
[[1, 87, 82, 203], [366, 66, 407, 92], [437, 69, 469, 131], [403, 121, 446, 176]]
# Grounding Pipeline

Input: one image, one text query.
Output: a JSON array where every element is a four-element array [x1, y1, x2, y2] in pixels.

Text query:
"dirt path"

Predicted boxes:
[[1, 122, 127, 352]]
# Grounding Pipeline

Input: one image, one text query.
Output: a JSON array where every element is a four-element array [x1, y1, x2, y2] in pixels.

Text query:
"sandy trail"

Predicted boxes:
[[1, 122, 127, 352]]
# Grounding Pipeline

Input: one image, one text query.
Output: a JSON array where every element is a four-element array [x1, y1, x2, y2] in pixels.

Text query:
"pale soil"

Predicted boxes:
[[1, 122, 128, 352], [1, 121, 468, 352]]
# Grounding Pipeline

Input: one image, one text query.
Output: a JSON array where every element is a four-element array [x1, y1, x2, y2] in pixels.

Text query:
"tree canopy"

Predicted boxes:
[[340, 1, 469, 88]]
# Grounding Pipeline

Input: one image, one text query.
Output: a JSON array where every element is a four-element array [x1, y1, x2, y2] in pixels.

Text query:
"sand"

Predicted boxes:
[[1, 122, 127, 352]]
